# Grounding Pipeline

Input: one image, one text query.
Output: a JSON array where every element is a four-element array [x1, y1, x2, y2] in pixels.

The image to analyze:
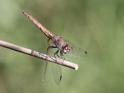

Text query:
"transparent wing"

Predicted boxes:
[[69, 46, 87, 57], [41, 61, 48, 83], [51, 64, 62, 84], [41, 43, 63, 84], [41, 60, 62, 84]]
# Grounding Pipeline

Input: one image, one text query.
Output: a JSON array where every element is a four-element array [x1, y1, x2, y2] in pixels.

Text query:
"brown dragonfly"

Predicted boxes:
[[22, 11, 87, 83]]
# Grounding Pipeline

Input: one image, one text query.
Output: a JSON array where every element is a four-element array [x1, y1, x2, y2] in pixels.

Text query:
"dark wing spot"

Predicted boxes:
[[60, 74, 62, 81], [84, 50, 88, 54]]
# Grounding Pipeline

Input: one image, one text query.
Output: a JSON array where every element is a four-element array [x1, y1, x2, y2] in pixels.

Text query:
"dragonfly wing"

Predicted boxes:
[[51, 64, 62, 84], [41, 61, 48, 82], [63, 46, 86, 60]]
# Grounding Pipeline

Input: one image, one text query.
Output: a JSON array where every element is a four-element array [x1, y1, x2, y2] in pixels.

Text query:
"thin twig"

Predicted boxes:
[[0, 40, 78, 70]]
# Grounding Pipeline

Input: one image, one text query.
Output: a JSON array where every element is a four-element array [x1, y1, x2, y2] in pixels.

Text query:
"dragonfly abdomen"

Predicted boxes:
[[23, 11, 55, 39]]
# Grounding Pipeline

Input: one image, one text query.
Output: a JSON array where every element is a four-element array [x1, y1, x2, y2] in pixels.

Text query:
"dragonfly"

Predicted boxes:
[[22, 11, 87, 83]]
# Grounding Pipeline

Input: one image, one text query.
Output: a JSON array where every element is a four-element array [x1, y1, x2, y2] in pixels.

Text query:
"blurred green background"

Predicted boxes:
[[0, 0, 124, 93]]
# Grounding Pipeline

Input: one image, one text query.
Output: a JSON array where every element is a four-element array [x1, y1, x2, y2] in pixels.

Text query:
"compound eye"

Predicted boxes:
[[63, 49, 67, 53], [65, 47, 68, 50], [63, 47, 67, 53], [64, 46, 71, 53]]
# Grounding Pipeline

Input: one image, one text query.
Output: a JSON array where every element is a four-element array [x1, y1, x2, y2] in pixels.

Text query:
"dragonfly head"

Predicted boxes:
[[63, 44, 71, 54]]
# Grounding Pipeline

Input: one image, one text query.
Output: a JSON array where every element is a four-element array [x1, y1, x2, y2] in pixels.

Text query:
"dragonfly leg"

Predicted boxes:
[[54, 50, 60, 58], [60, 50, 65, 60], [54, 50, 65, 60]]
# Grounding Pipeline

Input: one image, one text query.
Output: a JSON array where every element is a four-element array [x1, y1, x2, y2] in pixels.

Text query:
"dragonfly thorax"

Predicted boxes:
[[52, 36, 71, 54]]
